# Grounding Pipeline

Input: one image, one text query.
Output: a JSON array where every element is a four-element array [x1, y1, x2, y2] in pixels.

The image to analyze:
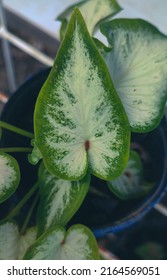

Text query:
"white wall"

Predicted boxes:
[[117, 0, 167, 35], [3, 0, 167, 39]]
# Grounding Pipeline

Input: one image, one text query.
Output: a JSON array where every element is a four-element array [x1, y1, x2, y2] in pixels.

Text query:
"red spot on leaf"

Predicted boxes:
[[61, 239, 65, 245], [85, 140, 90, 151]]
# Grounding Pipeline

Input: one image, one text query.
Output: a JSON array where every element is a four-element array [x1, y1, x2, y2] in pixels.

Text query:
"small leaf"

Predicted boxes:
[[34, 8, 130, 181], [37, 163, 90, 236], [108, 151, 153, 199], [0, 152, 20, 203], [57, 0, 122, 38], [24, 224, 100, 260], [0, 221, 20, 260], [28, 139, 42, 165], [100, 19, 167, 132]]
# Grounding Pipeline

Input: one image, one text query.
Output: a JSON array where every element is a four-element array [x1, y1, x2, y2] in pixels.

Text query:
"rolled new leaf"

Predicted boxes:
[[37, 163, 90, 236], [0, 152, 20, 203], [28, 139, 42, 165], [24, 224, 100, 260], [34, 8, 130, 181], [100, 19, 167, 132]]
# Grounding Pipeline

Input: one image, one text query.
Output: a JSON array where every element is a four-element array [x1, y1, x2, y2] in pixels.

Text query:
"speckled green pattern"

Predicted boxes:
[[0, 152, 20, 203], [34, 9, 130, 181], [37, 164, 90, 235], [24, 225, 100, 260]]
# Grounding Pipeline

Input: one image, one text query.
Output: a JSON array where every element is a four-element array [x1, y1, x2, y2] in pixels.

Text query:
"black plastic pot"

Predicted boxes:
[[1, 69, 167, 237], [0, 70, 49, 222], [106, 212, 167, 260]]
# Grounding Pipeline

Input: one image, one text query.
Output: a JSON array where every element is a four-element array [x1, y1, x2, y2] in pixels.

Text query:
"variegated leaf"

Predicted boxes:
[[0, 152, 20, 203], [0, 221, 20, 260], [108, 151, 153, 199], [18, 227, 37, 260], [0, 222, 37, 260], [100, 19, 167, 132], [23, 224, 99, 260], [34, 8, 130, 181], [37, 163, 90, 236], [57, 0, 122, 38]]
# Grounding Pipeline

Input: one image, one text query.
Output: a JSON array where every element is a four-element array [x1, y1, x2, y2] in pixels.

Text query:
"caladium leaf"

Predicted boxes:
[[57, 0, 122, 39], [108, 151, 153, 199], [0, 222, 37, 260], [100, 19, 167, 132], [37, 163, 90, 236], [18, 227, 37, 260], [0, 221, 19, 260], [34, 8, 130, 181], [0, 152, 20, 203], [24, 224, 99, 260]]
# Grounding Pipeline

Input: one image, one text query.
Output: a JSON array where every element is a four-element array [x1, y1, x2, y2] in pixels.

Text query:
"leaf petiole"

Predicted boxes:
[[0, 120, 34, 139], [0, 182, 39, 223], [20, 193, 39, 235], [0, 147, 32, 153]]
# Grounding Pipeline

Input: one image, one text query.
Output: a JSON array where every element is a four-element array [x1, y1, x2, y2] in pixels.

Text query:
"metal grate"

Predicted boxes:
[[0, 0, 54, 100]]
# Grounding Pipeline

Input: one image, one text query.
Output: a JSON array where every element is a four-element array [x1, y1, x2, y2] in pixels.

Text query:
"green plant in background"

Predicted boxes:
[[135, 242, 165, 260], [1, 0, 167, 259]]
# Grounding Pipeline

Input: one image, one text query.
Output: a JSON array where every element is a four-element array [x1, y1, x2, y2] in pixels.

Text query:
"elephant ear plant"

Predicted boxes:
[[1, 0, 167, 259]]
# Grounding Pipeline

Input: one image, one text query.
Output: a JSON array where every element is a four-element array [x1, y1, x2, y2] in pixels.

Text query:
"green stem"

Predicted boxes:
[[0, 120, 34, 139], [0, 147, 32, 153], [20, 193, 39, 235], [1, 182, 39, 222]]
